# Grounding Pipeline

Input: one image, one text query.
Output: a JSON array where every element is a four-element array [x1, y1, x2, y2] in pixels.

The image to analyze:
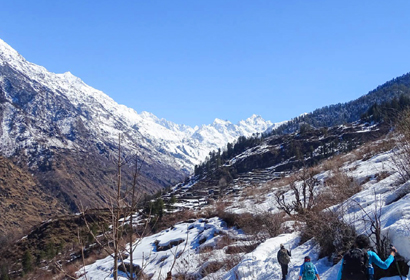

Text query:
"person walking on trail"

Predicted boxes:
[[277, 244, 291, 280], [299, 256, 321, 280], [337, 234, 397, 280]]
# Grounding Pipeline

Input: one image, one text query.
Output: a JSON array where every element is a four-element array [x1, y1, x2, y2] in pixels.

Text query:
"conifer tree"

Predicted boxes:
[[22, 250, 33, 274]]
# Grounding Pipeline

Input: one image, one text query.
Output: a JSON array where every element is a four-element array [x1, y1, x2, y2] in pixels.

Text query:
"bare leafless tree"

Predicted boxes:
[[275, 167, 320, 215], [80, 134, 153, 280], [355, 192, 390, 258], [391, 109, 410, 183]]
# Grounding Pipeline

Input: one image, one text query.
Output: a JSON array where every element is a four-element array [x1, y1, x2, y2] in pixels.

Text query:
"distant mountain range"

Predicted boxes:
[[0, 38, 274, 215]]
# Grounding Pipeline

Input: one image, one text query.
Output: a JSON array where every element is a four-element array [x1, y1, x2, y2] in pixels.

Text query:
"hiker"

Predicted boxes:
[[277, 244, 291, 280], [337, 234, 397, 280], [299, 256, 321, 280]]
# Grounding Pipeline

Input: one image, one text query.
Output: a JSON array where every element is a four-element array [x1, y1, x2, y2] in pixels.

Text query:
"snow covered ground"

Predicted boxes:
[[78, 217, 248, 280], [222, 148, 410, 280], [79, 146, 410, 280]]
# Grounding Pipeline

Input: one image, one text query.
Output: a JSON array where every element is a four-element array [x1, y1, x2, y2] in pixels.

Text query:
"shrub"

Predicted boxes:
[[299, 210, 356, 260], [217, 210, 285, 241], [320, 169, 361, 207], [200, 261, 224, 277], [392, 109, 410, 183]]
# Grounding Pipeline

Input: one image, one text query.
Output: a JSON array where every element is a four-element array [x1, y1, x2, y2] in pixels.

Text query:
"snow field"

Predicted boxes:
[[80, 145, 410, 279], [78, 217, 246, 280]]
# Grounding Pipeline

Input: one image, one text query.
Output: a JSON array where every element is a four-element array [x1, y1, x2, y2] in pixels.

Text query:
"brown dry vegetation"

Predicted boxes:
[[205, 201, 285, 242], [0, 156, 66, 237], [392, 109, 410, 182], [319, 169, 361, 208]]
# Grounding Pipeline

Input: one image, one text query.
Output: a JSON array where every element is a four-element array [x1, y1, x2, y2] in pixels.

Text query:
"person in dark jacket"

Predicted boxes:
[[277, 244, 291, 280], [337, 234, 397, 280]]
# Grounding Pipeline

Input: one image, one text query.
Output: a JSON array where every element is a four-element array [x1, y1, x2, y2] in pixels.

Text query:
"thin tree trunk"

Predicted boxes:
[[129, 156, 139, 280], [113, 134, 122, 280]]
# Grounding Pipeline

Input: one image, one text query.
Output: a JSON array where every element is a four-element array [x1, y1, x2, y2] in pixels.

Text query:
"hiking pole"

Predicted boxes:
[[395, 259, 403, 280], [391, 244, 403, 280]]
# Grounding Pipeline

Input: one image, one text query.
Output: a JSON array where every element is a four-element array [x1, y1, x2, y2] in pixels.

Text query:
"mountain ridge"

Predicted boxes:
[[0, 38, 274, 217], [269, 72, 410, 135]]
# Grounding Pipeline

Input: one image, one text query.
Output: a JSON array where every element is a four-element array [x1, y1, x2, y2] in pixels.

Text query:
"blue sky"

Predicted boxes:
[[1, 1, 409, 127]]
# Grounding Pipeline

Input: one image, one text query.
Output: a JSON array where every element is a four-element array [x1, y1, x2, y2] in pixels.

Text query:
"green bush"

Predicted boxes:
[[22, 250, 33, 274]]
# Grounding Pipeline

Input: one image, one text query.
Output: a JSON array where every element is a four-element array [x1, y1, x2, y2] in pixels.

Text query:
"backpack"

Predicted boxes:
[[278, 248, 290, 265], [302, 262, 316, 280], [341, 248, 369, 280]]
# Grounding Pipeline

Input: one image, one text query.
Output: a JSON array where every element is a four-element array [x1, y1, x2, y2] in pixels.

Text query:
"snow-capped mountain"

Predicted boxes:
[[192, 115, 273, 154], [0, 38, 274, 210]]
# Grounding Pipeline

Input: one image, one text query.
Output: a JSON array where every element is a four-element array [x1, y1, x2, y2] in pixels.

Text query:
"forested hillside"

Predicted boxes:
[[270, 72, 410, 135]]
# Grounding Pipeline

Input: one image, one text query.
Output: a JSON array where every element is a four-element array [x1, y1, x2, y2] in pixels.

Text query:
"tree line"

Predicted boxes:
[[194, 134, 263, 176]]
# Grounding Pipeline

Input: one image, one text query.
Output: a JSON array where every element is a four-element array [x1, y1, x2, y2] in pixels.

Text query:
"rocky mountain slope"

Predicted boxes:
[[0, 156, 65, 236], [0, 38, 273, 214]]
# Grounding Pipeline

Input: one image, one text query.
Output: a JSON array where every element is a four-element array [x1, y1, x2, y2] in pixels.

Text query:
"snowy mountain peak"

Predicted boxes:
[[248, 114, 263, 121], [0, 38, 27, 67], [61, 71, 78, 80], [242, 114, 272, 129], [0, 38, 18, 57], [140, 111, 158, 121], [56, 71, 85, 86], [0, 37, 280, 176], [212, 118, 232, 126]]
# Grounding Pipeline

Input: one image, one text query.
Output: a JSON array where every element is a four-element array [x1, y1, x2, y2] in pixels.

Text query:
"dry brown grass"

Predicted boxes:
[[321, 154, 346, 172], [375, 171, 391, 182], [241, 183, 272, 203], [152, 209, 198, 233], [348, 137, 395, 163], [215, 234, 232, 250], [63, 262, 83, 279], [225, 243, 258, 255], [319, 169, 362, 208], [212, 208, 285, 242]]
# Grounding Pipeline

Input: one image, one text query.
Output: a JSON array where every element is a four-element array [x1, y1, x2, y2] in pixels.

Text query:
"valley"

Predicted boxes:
[[0, 37, 410, 280]]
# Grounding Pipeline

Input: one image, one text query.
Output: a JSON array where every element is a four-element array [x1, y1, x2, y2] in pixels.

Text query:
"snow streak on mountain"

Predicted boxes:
[[0, 38, 275, 209], [0, 38, 275, 170]]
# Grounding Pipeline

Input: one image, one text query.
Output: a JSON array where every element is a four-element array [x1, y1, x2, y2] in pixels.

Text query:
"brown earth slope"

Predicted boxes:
[[0, 156, 66, 236]]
